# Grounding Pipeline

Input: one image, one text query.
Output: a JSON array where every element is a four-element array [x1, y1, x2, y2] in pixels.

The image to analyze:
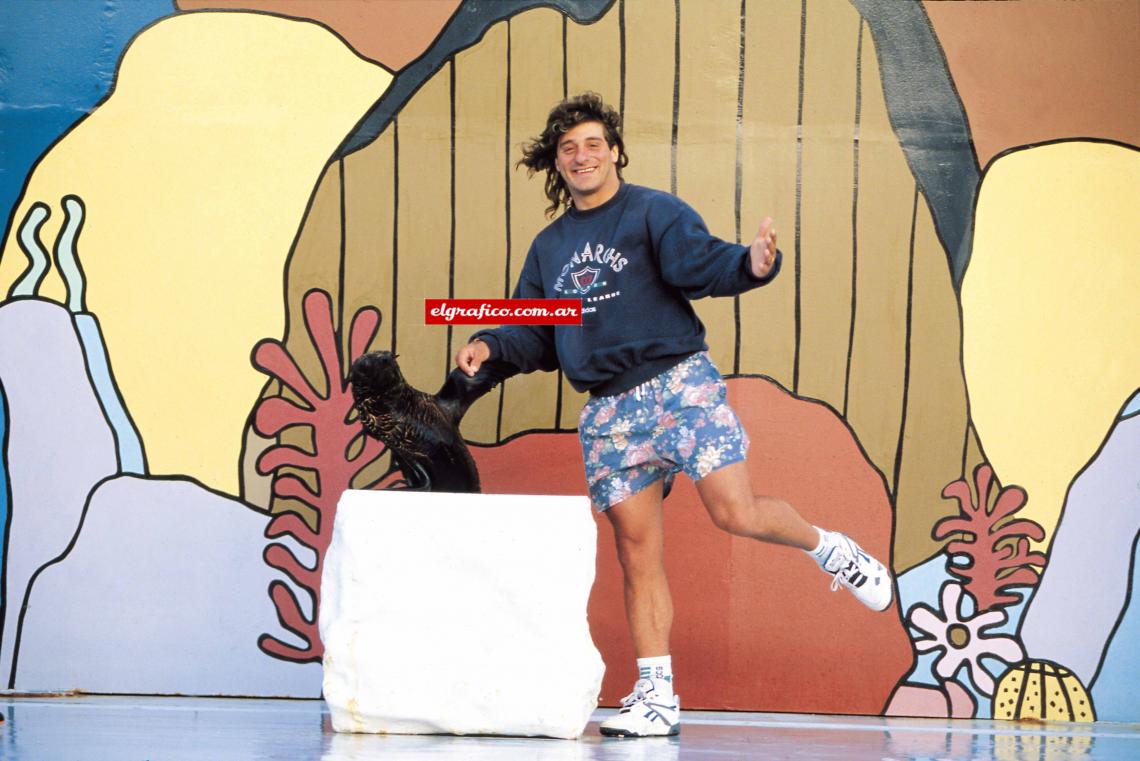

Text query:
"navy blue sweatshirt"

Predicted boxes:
[[474, 182, 781, 396]]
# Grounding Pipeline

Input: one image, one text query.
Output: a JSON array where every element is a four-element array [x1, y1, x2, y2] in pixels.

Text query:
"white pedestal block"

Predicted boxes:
[[320, 490, 605, 739]]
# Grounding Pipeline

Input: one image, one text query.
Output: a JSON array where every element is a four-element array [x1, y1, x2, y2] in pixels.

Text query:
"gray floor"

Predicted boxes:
[[3, 694, 1138, 760]]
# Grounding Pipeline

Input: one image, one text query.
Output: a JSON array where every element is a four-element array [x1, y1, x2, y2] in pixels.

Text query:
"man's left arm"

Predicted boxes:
[[657, 201, 782, 298]]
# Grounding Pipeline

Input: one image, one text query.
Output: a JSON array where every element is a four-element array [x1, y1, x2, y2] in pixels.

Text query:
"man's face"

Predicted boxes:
[[554, 121, 621, 209]]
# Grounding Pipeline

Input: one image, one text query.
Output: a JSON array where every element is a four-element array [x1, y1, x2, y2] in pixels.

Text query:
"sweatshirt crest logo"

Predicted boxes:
[[571, 266, 601, 293], [554, 240, 628, 295]]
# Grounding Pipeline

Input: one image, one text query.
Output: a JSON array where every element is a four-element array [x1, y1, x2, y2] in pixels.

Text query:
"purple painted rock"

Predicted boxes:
[[14, 475, 322, 696], [0, 299, 118, 685], [1020, 414, 1140, 683]]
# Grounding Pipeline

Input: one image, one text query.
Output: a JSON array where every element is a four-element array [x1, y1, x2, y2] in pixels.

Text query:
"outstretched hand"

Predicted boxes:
[[749, 217, 778, 279], [455, 339, 491, 377]]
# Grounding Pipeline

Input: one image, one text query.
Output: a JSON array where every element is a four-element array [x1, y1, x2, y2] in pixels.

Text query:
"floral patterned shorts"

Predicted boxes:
[[577, 352, 750, 511]]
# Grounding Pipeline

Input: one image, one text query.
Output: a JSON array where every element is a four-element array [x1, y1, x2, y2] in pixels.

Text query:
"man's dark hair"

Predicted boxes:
[[518, 92, 629, 217]]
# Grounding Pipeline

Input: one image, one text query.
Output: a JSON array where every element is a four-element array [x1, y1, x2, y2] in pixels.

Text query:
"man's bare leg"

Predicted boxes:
[[694, 461, 819, 549], [599, 478, 682, 737], [695, 459, 894, 611], [604, 479, 671, 658]]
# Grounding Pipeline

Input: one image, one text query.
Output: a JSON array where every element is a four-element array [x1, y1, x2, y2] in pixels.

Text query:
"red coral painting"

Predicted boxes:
[[935, 464, 1047, 612], [251, 289, 389, 662]]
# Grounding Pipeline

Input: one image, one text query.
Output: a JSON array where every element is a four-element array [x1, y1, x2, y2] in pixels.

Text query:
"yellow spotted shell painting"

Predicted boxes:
[[992, 661, 1096, 722]]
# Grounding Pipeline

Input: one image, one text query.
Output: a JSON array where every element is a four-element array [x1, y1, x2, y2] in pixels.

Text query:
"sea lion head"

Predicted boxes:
[[349, 350, 406, 405]]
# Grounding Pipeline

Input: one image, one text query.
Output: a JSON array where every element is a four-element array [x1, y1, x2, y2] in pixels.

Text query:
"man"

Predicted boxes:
[[455, 92, 892, 738]]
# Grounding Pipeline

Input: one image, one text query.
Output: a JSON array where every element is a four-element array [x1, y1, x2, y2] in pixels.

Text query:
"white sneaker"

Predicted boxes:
[[599, 679, 681, 737], [820, 532, 894, 612]]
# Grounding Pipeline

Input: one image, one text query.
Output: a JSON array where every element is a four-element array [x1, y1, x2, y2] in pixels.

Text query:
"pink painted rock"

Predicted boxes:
[[886, 684, 950, 718], [885, 680, 976, 719]]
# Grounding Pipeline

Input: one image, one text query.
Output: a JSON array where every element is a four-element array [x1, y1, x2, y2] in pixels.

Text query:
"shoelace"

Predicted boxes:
[[827, 544, 859, 593], [618, 679, 667, 711], [829, 563, 853, 593], [619, 685, 649, 709]]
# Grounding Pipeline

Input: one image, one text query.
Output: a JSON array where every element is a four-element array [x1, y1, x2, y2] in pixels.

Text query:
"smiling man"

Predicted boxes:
[[455, 92, 893, 737]]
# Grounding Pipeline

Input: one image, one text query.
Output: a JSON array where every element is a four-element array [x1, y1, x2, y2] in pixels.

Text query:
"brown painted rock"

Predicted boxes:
[[473, 376, 912, 714]]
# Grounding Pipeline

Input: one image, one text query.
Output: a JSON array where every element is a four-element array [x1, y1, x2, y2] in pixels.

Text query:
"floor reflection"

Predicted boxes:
[[2, 696, 1136, 760]]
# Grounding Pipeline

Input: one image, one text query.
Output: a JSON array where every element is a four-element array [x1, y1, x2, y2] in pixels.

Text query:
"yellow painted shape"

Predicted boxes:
[[992, 661, 1096, 722], [962, 142, 1140, 542], [0, 12, 391, 494]]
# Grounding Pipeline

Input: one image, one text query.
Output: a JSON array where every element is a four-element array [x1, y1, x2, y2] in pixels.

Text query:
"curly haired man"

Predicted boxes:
[[455, 92, 893, 738]]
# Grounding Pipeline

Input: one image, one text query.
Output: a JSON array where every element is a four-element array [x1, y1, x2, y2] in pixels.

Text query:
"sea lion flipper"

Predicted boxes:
[[435, 359, 522, 426], [402, 458, 432, 491]]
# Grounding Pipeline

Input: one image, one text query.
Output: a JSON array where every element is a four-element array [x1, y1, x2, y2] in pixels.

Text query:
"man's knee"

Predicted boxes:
[[706, 494, 756, 537], [613, 528, 664, 573]]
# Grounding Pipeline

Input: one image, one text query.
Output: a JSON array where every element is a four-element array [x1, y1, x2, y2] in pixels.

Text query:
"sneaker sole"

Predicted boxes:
[[867, 576, 895, 612], [599, 725, 681, 737]]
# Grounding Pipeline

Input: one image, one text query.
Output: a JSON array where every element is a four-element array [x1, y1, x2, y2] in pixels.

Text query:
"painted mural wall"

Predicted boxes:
[[1, 0, 1137, 729]]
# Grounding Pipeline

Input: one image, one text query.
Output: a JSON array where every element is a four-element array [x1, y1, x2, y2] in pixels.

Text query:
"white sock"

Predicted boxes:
[[637, 655, 674, 696], [806, 526, 836, 566]]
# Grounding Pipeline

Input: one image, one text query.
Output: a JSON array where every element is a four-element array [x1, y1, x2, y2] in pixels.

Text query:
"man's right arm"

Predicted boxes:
[[454, 245, 559, 377], [460, 322, 558, 377]]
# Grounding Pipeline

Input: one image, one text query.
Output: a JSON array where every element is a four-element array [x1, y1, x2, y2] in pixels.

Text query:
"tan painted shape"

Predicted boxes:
[[796, 0, 860, 407], [297, 0, 976, 493], [394, 72, 454, 395], [279, 144, 383, 517], [453, 22, 511, 441], [273, 431, 319, 528], [621, 0, 675, 203], [964, 423, 984, 489], [350, 450, 395, 491], [738, 0, 801, 388], [274, 160, 344, 521], [923, 0, 1140, 168], [0, 13, 391, 495], [502, 8, 565, 438], [892, 195, 969, 573], [241, 410, 275, 511], [343, 120, 396, 361], [281, 138, 392, 507], [283, 161, 344, 397], [341, 127, 397, 490], [565, 6, 621, 107], [962, 141, 1140, 542], [676, 0, 741, 375], [843, 29, 914, 492], [177, 0, 462, 72]]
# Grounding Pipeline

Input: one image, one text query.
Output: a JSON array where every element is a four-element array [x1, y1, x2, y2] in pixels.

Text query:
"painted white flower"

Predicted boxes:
[[908, 582, 1024, 695]]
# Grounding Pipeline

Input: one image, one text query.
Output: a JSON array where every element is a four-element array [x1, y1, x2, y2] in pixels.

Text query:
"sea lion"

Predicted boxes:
[[349, 350, 517, 493]]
